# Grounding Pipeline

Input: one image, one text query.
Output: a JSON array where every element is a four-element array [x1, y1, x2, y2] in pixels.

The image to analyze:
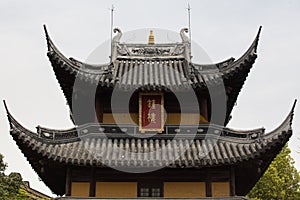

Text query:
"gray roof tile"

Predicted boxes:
[[4, 99, 295, 169]]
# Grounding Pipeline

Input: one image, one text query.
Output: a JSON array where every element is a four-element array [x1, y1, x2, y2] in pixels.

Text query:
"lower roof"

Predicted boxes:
[[3, 100, 296, 195]]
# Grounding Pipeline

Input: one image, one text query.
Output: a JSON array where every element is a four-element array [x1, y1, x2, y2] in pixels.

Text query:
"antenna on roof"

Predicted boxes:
[[187, 3, 192, 60], [110, 4, 115, 63]]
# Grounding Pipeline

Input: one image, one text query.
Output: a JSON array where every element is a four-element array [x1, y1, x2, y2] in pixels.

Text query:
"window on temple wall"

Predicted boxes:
[[138, 182, 162, 197], [139, 188, 161, 197]]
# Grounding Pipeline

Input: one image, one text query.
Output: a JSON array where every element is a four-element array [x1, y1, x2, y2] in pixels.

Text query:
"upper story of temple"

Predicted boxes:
[[44, 25, 262, 128]]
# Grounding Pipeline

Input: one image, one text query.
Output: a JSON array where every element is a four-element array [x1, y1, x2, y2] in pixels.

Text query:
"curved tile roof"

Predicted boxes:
[[3, 99, 295, 195], [44, 26, 260, 90], [4, 100, 295, 168], [44, 25, 261, 125]]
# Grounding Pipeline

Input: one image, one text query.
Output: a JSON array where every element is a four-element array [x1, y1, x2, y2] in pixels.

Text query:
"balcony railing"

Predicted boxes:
[[35, 123, 265, 143]]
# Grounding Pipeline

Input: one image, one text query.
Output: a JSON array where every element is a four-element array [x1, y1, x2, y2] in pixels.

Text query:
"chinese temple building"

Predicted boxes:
[[4, 25, 296, 199]]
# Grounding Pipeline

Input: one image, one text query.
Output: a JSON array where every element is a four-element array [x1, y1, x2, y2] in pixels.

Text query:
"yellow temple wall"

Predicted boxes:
[[164, 182, 206, 198], [69, 181, 230, 197], [95, 182, 137, 198], [71, 182, 90, 197], [212, 182, 230, 197]]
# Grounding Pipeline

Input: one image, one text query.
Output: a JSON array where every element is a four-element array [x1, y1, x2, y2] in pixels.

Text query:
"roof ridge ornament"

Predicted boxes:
[[180, 28, 191, 63], [112, 27, 122, 43], [111, 28, 122, 61], [180, 28, 189, 43], [148, 30, 155, 44]]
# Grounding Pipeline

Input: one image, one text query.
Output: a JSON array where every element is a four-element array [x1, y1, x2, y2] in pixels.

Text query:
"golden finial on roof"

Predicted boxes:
[[148, 30, 155, 44]]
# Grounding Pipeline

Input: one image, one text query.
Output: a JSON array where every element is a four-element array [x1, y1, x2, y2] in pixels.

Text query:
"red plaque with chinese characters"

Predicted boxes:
[[139, 93, 164, 133]]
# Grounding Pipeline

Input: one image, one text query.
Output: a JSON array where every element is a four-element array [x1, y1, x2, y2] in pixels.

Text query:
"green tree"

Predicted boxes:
[[0, 153, 32, 200], [0, 153, 10, 198], [248, 145, 300, 200], [0, 154, 6, 174]]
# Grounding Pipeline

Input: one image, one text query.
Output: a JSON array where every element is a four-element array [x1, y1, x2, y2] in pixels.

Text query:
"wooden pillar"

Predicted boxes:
[[95, 95, 103, 123], [206, 181, 212, 197], [205, 170, 212, 197], [200, 97, 208, 121], [65, 166, 72, 196], [230, 167, 236, 196], [89, 167, 96, 197]]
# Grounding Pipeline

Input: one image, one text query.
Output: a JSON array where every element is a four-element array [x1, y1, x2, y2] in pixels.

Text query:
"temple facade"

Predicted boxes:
[[4, 25, 295, 199]]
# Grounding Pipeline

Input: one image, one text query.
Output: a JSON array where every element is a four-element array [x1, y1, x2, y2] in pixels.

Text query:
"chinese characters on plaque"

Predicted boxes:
[[139, 93, 164, 133]]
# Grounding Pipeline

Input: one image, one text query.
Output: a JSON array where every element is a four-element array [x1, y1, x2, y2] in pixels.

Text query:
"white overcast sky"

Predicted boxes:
[[0, 0, 300, 197]]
